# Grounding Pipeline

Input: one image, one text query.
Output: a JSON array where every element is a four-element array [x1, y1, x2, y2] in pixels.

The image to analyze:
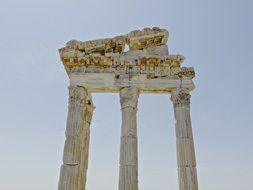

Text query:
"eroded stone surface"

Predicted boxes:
[[171, 89, 198, 190], [58, 28, 199, 190], [59, 27, 195, 93], [119, 87, 139, 190], [58, 86, 95, 190]]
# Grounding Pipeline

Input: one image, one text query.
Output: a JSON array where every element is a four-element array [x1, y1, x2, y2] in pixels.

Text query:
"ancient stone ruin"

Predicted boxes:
[[58, 27, 198, 190]]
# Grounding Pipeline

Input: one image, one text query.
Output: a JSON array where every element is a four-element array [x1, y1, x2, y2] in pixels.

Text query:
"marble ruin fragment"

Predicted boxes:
[[58, 27, 198, 190]]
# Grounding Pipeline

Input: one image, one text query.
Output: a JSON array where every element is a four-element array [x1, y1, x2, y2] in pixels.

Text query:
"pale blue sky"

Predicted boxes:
[[0, 0, 253, 190]]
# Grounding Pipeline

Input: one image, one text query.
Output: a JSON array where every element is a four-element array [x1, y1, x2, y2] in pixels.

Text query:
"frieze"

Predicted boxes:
[[59, 27, 168, 56], [59, 27, 195, 81], [62, 55, 194, 80], [170, 67, 195, 79], [164, 55, 185, 67], [64, 35, 126, 55], [126, 27, 169, 50]]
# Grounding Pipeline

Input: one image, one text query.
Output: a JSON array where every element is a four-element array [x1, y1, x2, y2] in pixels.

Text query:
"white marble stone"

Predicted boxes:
[[119, 87, 139, 190], [58, 27, 199, 190], [58, 86, 94, 190], [171, 89, 198, 190]]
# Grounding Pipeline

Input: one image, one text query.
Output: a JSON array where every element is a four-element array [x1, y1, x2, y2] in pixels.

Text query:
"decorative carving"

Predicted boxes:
[[59, 27, 168, 56], [120, 87, 139, 109], [68, 85, 87, 107], [126, 27, 169, 50], [164, 55, 185, 67], [170, 67, 195, 79], [58, 28, 198, 190], [61, 53, 193, 79], [171, 89, 191, 107], [62, 27, 168, 55], [59, 27, 195, 93], [64, 36, 127, 55]]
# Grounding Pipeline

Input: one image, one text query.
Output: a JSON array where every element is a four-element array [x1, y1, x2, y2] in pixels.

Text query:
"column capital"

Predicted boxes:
[[68, 85, 88, 107], [171, 88, 191, 107], [119, 87, 139, 109]]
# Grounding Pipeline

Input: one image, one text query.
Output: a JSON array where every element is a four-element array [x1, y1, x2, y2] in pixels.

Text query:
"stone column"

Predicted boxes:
[[58, 85, 95, 190], [171, 89, 198, 190], [119, 87, 139, 190]]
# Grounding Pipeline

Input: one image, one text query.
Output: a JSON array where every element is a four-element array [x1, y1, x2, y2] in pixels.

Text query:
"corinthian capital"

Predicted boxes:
[[68, 85, 88, 107], [120, 87, 139, 109], [171, 88, 191, 107]]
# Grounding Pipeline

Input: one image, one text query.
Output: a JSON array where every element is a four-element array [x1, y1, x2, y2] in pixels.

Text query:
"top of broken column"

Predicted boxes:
[[59, 27, 169, 55]]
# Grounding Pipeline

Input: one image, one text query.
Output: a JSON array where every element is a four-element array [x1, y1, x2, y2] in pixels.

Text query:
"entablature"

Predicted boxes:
[[59, 27, 195, 93], [60, 54, 194, 80]]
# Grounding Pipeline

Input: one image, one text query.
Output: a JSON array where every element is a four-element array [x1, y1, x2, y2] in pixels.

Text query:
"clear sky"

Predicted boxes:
[[0, 0, 253, 190]]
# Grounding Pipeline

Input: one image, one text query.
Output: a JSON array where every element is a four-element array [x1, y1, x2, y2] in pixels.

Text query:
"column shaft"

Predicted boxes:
[[119, 87, 139, 190], [58, 85, 94, 190], [171, 89, 198, 190]]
